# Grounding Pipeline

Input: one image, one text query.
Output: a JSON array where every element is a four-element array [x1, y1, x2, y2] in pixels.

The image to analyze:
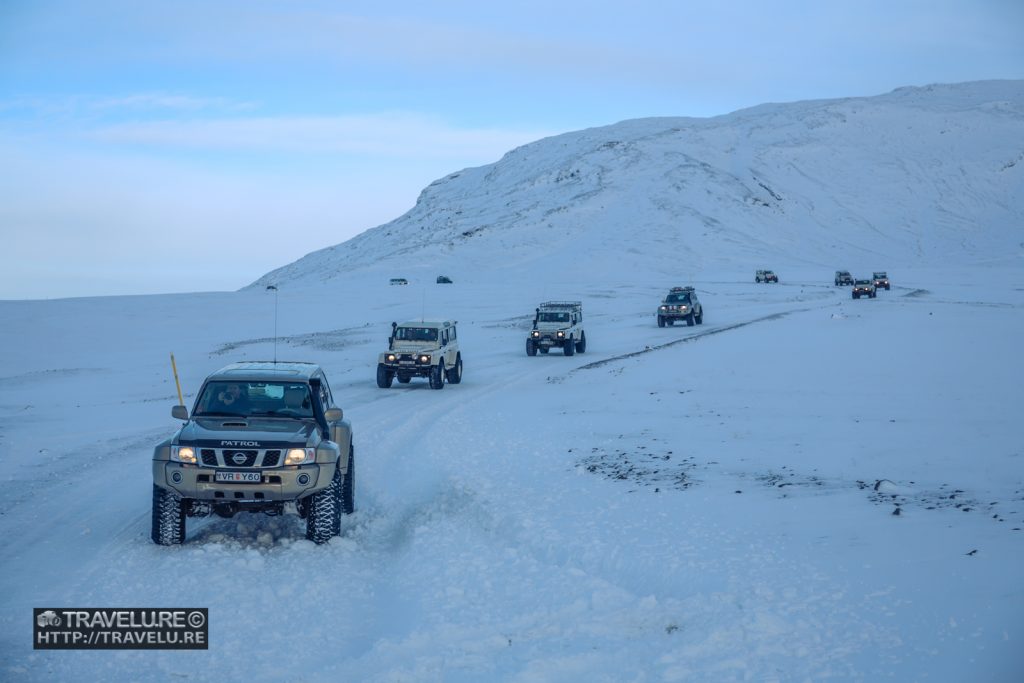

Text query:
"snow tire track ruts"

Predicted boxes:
[[573, 305, 820, 372]]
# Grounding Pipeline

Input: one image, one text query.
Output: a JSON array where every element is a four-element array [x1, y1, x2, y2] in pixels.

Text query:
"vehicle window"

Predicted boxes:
[[195, 381, 313, 418], [666, 294, 690, 303], [396, 327, 438, 342], [450, 326, 457, 340], [538, 312, 570, 323]]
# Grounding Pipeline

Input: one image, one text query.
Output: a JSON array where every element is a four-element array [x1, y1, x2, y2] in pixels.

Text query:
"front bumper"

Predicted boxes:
[[658, 308, 693, 320], [529, 334, 568, 348], [154, 461, 336, 501]]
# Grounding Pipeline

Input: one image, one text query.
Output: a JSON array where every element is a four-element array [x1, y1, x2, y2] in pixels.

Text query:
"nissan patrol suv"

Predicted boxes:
[[657, 286, 704, 327], [152, 362, 354, 545], [834, 270, 854, 286], [377, 320, 463, 389], [872, 271, 891, 290], [852, 279, 877, 299], [755, 270, 779, 283], [527, 302, 586, 356]]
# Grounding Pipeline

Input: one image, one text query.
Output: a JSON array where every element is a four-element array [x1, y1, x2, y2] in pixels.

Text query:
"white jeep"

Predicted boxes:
[[377, 320, 463, 390], [527, 302, 587, 356]]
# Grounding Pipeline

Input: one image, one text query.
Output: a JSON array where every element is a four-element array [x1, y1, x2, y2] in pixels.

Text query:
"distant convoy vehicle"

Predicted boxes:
[[389, 278, 408, 286], [527, 301, 587, 356], [834, 270, 854, 286], [852, 279, 877, 299], [377, 320, 463, 389], [436, 275, 453, 284], [657, 286, 704, 327], [872, 271, 891, 290], [755, 269, 779, 283], [152, 362, 354, 545]]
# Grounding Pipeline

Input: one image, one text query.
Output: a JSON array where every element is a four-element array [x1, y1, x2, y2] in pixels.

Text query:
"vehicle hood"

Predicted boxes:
[[178, 418, 316, 448], [535, 322, 569, 331], [390, 341, 440, 353]]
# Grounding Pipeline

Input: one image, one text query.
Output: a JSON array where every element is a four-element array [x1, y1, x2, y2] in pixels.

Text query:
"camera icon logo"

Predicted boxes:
[[36, 610, 61, 628]]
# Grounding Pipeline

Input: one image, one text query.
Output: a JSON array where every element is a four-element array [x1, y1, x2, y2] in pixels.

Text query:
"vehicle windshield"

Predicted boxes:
[[665, 293, 690, 304], [395, 326, 438, 342], [195, 381, 313, 418], [538, 311, 570, 323], [873, 272, 887, 278], [855, 280, 871, 285]]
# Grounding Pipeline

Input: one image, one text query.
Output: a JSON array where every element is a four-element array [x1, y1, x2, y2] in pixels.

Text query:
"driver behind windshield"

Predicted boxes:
[[214, 383, 249, 413]]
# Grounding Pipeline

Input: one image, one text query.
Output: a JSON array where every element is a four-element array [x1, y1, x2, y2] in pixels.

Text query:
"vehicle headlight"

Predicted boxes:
[[659, 306, 667, 311], [285, 448, 315, 465], [556, 330, 565, 338], [680, 306, 687, 312], [171, 445, 197, 464], [386, 354, 396, 362], [418, 354, 431, 364], [532, 330, 540, 338]]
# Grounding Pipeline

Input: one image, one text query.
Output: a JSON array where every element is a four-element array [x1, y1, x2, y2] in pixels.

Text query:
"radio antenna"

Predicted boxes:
[[266, 285, 279, 363]]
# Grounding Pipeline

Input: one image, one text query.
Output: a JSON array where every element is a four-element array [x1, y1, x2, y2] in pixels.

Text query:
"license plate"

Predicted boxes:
[[215, 471, 261, 484]]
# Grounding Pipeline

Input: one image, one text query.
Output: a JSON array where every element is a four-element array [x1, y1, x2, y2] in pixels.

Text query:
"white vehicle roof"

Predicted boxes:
[[538, 301, 582, 311], [396, 320, 456, 329]]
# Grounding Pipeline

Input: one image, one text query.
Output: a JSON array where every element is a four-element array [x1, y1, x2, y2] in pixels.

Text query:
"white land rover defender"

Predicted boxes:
[[151, 362, 354, 545], [377, 320, 463, 390], [527, 301, 587, 356]]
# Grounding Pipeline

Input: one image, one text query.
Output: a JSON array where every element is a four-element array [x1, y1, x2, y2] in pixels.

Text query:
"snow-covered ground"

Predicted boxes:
[[1, 81, 1022, 681], [1, 263, 1021, 681]]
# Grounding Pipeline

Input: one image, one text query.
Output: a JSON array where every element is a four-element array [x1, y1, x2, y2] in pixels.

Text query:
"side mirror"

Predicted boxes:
[[324, 406, 343, 422], [171, 405, 189, 421]]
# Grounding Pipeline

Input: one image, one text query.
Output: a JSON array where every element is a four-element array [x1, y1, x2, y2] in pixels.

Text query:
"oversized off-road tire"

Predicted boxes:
[[563, 337, 575, 356], [871, 291, 877, 298], [575, 332, 586, 354], [341, 448, 354, 515], [397, 374, 411, 384], [686, 313, 696, 327], [446, 355, 463, 384], [306, 464, 342, 544], [151, 484, 185, 545], [526, 339, 537, 356], [657, 315, 665, 328], [376, 364, 394, 388], [853, 293, 859, 299], [429, 361, 445, 389], [696, 309, 703, 325]]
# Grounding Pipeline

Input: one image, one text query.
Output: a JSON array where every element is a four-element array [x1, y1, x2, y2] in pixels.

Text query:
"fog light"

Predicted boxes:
[[171, 471, 183, 483], [386, 354, 396, 362], [297, 473, 310, 485]]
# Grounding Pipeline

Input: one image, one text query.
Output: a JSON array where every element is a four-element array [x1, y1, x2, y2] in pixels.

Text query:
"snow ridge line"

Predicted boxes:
[[571, 305, 822, 372]]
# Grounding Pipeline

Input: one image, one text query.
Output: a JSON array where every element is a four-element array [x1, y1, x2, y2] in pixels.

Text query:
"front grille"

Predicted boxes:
[[197, 447, 296, 468], [223, 450, 258, 467]]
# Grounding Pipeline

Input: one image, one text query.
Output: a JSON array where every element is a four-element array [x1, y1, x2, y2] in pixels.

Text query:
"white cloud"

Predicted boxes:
[[87, 113, 553, 161]]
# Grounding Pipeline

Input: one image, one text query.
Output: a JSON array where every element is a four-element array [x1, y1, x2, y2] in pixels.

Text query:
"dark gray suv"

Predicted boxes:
[[152, 361, 354, 545], [657, 286, 704, 327]]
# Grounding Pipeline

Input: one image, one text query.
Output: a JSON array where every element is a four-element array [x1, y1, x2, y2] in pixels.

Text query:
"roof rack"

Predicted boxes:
[[538, 301, 582, 309], [669, 286, 695, 292]]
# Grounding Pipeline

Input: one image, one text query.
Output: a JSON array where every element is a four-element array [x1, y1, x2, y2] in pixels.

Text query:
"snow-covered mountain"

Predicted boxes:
[[254, 80, 1024, 289]]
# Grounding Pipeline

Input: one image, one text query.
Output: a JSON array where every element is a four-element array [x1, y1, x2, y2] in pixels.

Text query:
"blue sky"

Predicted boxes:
[[1, 0, 1022, 299]]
